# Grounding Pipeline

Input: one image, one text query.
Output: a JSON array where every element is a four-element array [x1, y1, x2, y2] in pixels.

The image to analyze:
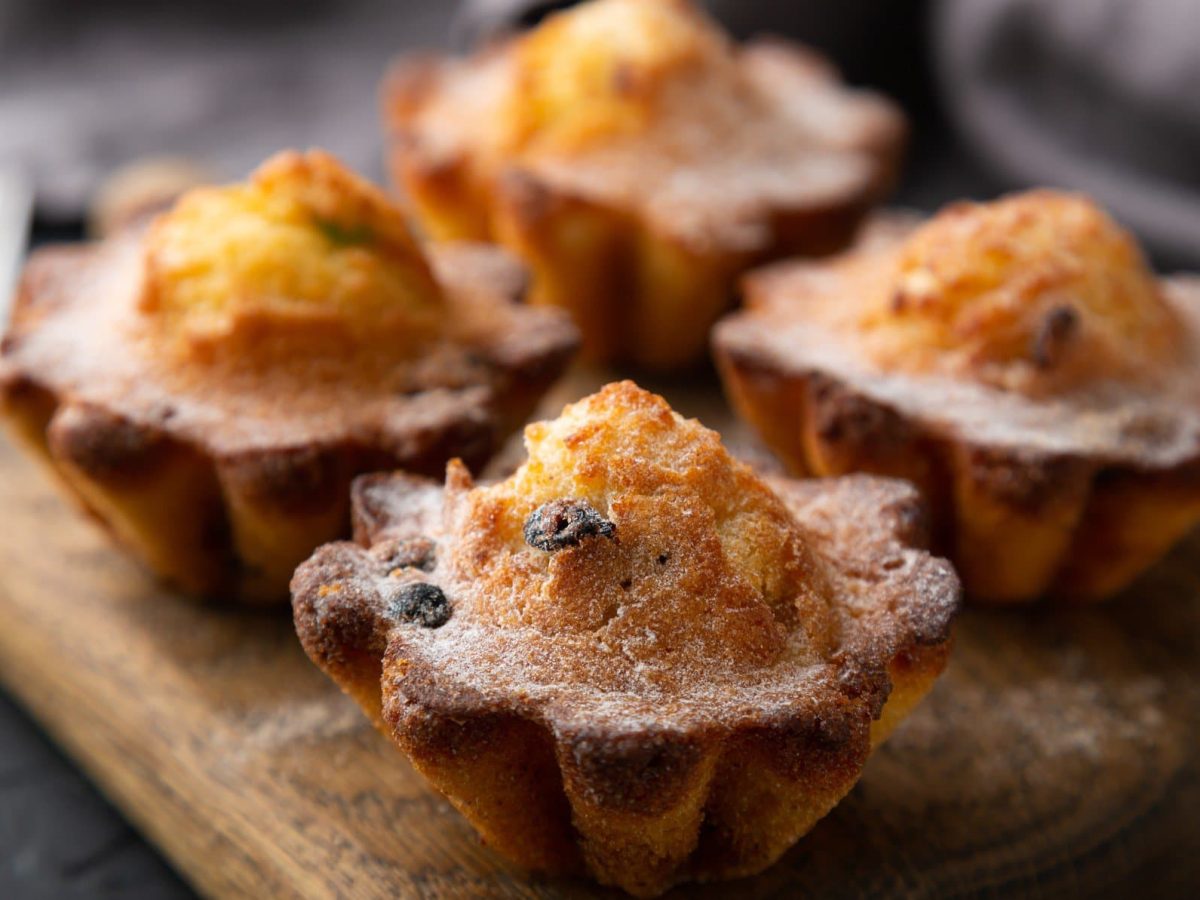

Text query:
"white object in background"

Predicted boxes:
[[0, 166, 33, 326]]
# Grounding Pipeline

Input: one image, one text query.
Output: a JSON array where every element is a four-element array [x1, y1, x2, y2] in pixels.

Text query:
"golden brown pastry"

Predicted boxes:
[[0, 150, 577, 602], [292, 381, 958, 896], [383, 0, 904, 368], [715, 190, 1200, 603]]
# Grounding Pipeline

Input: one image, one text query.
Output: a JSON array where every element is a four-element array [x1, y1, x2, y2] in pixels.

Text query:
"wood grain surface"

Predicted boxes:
[[0, 370, 1196, 899]]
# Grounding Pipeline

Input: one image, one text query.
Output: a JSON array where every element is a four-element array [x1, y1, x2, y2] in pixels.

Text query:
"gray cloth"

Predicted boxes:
[[933, 0, 1200, 266]]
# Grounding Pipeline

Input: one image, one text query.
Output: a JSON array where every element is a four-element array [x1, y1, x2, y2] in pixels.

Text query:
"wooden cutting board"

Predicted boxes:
[[0, 371, 1196, 899]]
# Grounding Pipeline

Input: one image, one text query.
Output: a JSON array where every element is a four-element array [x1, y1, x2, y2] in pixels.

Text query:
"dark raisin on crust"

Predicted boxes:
[[1031, 304, 1079, 369], [524, 498, 616, 552], [372, 536, 437, 572], [388, 582, 451, 628]]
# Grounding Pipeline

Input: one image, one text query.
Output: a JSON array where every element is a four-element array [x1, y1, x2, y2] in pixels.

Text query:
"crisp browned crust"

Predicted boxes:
[[0, 236, 577, 602], [382, 14, 905, 368], [713, 217, 1200, 603], [293, 457, 957, 895]]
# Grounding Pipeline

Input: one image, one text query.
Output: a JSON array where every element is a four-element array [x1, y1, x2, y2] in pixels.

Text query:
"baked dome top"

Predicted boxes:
[[716, 193, 1200, 467], [386, 0, 903, 254], [141, 150, 445, 354], [497, 0, 729, 156], [295, 382, 958, 731], [440, 380, 837, 690], [0, 151, 577, 457], [857, 191, 1181, 392]]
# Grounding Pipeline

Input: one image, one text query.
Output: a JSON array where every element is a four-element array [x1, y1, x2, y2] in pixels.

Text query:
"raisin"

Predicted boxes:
[[373, 537, 436, 572], [1031, 305, 1079, 369], [524, 498, 615, 552], [388, 582, 451, 628]]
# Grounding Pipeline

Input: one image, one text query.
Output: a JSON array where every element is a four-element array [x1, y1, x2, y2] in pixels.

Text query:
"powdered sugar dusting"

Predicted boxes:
[[407, 32, 899, 254], [307, 384, 958, 735], [3, 236, 570, 456], [719, 228, 1200, 467]]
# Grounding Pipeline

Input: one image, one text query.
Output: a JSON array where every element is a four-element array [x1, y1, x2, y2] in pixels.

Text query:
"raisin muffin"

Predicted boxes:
[[715, 190, 1200, 603], [0, 150, 577, 602], [383, 0, 904, 369], [293, 381, 958, 895]]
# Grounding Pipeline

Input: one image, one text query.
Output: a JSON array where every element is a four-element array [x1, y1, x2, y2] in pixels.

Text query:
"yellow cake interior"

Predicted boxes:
[[495, 0, 734, 157], [858, 191, 1181, 391], [453, 382, 838, 684], [140, 149, 445, 354]]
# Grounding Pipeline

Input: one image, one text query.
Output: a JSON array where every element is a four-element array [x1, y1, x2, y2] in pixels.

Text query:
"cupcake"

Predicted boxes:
[[0, 150, 577, 601], [715, 191, 1200, 602], [384, 0, 903, 368], [293, 381, 958, 895]]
